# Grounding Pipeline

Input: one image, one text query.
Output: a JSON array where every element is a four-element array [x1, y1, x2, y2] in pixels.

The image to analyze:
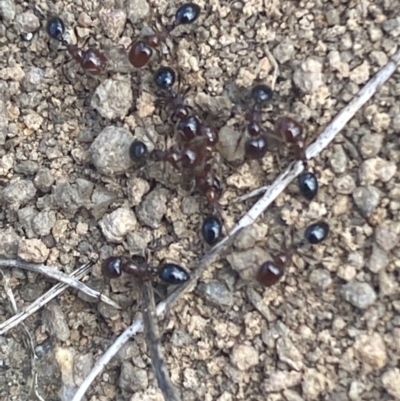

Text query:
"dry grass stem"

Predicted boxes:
[[0, 259, 120, 309], [0, 262, 93, 335]]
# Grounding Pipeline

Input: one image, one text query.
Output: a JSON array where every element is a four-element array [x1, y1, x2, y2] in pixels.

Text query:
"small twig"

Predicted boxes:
[[0, 259, 120, 310], [0, 262, 92, 335], [142, 282, 181, 401], [234, 185, 269, 202], [0, 270, 45, 401], [71, 49, 400, 401], [264, 47, 278, 91]]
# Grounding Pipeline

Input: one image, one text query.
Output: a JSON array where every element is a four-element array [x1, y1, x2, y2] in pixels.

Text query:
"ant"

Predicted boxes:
[[273, 116, 321, 200], [128, 3, 201, 68], [102, 255, 190, 284], [154, 66, 219, 146], [46, 16, 108, 75], [240, 84, 319, 200], [101, 255, 189, 401], [243, 84, 274, 160], [255, 221, 330, 287], [152, 66, 224, 245]]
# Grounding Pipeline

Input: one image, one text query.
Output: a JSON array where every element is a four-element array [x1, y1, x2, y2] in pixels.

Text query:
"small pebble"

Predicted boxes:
[[263, 371, 302, 392], [0, 0, 16, 24], [89, 126, 134, 175], [15, 10, 40, 33], [375, 220, 400, 252], [100, 9, 127, 41], [216, 126, 244, 162], [42, 304, 70, 341], [302, 368, 328, 400], [353, 333, 387, 370], [352, 186, 380, 217], [293, 58, 323, 93], [2, 179, 37, 210], [119, 362, 148, 392], [368, 244, 389, 273], [32, 210, 56, 236], [277, 337, 303, 371], [127, 0, 150, 23], [359, 157, 396, 185], [230, 344, 259, 371], [382, 368, 400, 399], [99, 208, 137, 243], [34, 168, 55, 192], [18, 238, 49, 263], [333, 175, 356, 195], [273, 38, 295, 64], [309, 269, 332, 290], [348, 380, 365, 401], [18, 206, 38, 239], [196, 281, 233, 307], [91, 75, 133, 120], [136, 189, 168, 229], [341, 281, 377, 309], [329, 145, 348, 174], [73, 353, 94, 387]]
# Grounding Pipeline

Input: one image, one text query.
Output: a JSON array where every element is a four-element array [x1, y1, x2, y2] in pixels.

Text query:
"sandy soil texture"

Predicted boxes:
[[0, 0, 400, 400]]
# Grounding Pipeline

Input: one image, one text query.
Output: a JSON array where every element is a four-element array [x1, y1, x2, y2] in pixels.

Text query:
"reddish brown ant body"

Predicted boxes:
[[256, 221, 330, 287], [128, 3, 201, 68], [102, 255, 190, 285], [46, 16, 108, 75]]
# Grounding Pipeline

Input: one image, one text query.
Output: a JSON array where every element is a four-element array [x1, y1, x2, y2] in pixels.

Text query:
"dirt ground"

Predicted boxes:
[[0, 0, 400, 400]]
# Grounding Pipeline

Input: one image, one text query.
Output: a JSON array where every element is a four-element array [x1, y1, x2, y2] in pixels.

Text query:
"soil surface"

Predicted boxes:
[[0, 0, 400, 401]]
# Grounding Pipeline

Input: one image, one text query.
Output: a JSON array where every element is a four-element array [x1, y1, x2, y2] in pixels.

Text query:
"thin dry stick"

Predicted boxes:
[[0, 262, 92, 335], [0, 259, 120, 310], [72, 49, 400, 401], [142, 282, 181, 401], [0, 270, 46, 401]]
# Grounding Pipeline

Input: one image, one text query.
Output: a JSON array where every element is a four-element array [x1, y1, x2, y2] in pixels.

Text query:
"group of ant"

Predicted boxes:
[[46, 3, 329, 290]]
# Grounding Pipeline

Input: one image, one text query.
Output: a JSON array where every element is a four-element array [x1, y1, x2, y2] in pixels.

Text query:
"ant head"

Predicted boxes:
[[304, 221, 330, 244], [46, 16, 65, 41], [129, 140, 149, 162], [154, 66, 176, 92], [251, 84, 273, 106], [201, 215, 222, 246], [101, 256, 123, 279], [174, 3, 201, 26]]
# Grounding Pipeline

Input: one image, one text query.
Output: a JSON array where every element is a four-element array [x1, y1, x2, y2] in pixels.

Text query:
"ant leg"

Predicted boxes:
[[61, 57, 75, 85]]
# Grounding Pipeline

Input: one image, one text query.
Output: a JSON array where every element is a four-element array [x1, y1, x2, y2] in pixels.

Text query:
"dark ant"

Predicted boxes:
[[46, 16, 108, 75], [274, 118, 318, 200], [201, 215, 223, 246], [304, 221, 329, 244], [274, 116, 306, 164], [128, 3, 201, 68], [129, 140, 149, 165], [241, 90, 319, 200], [255, 221, 330, 287], [102, 255, 188, 401], [153, 66, 224, 245], [243, 84, 273, 160], [102, 255, 190, 284], [154, 66, 219, 146], [298, 171, 318, 200]]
